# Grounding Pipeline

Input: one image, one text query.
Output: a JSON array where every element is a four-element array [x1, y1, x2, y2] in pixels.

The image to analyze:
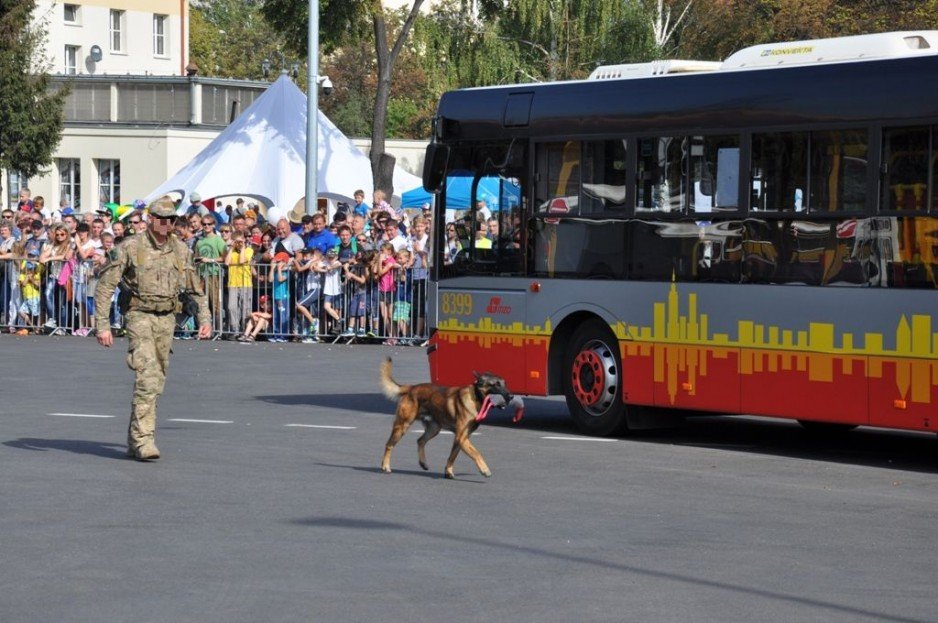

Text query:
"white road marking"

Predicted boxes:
[[168, 418, 234, 424], [409, 429, 457, 435], [48, 413, 116, 419], [541, 436, 617, 443], [285, 424, 357, 430]]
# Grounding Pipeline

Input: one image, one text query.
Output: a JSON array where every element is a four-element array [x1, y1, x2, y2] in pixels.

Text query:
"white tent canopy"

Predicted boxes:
[[144, 74, 422, 213]]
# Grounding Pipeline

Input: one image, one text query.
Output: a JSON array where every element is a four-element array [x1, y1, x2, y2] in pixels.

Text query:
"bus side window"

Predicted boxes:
[[636, 137, 685, 213]]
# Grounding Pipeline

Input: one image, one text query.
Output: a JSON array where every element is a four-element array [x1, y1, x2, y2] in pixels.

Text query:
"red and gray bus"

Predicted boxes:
[[422, 32, 938, 436]]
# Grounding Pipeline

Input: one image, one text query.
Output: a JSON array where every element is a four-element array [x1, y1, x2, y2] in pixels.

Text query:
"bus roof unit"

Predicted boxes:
[[589, 60, 721, 80], [721, 31, 938, 70]]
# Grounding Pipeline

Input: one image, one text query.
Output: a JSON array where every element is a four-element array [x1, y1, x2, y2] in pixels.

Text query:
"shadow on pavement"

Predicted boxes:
[[312, 462, 487, 482], [254, 392, 392, 414], [3, 438, 127, 460], [285, 514, 929, 623]]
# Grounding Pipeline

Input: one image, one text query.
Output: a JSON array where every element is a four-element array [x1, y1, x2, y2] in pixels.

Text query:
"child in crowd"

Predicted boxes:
[[342, 248, 372, 337], [17, 252, 42, 334], [321, 248, 343, 335], [294, 248, 324, 343], [375, 242, 397, 340], [225, 231, 254, 337], [270, 252, 292, 343], [392, 248, 413, 345], [239, 295, 272, 342]]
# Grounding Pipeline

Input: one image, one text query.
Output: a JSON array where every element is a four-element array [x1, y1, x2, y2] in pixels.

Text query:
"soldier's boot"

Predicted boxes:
[[129, 401, 159, 460], [135, 441, 161, 461]]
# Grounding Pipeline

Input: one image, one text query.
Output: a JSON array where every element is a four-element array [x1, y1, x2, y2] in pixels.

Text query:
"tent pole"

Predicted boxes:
[[305, 0, 319, 216]]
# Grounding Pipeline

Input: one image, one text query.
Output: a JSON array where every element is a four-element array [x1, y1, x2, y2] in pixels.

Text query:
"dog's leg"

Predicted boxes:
[[416, 418, 442, 471], [381, 399, 417, 473], [443, 430, 491, 479], [443, 438, 462, 479], [456, 433, 492, 478]]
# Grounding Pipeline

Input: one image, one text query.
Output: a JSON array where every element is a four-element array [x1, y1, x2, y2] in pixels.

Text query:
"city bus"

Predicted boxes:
[[422, 32, 938, 436]]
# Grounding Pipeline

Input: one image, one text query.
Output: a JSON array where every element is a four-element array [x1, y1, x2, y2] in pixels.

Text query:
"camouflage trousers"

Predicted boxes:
[[124, 310, 176, 451]]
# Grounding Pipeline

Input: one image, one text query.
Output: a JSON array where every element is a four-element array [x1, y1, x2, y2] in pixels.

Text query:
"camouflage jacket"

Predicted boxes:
[[94, 230, 210, 329]]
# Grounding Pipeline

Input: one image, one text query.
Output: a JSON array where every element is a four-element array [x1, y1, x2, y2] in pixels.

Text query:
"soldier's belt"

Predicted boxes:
[[129, 295, 177, 314]]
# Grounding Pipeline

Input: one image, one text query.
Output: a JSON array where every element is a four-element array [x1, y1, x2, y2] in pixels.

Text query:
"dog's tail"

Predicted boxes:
[[379, 357, 406, 401]]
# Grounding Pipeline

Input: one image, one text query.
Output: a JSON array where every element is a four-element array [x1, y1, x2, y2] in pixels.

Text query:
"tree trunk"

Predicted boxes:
[[368, 0, 425, 198]]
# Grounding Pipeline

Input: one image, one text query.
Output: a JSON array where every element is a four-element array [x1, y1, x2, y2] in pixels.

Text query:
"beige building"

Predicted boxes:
[[35, 0, 189, 77]]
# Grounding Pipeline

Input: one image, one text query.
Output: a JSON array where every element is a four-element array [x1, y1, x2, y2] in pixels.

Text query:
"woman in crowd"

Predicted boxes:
[[38, 223, 75, 331]]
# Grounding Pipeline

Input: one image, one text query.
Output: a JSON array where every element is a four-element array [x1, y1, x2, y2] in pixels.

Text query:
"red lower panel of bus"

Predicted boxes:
[[739, 351, 869, 425], [429, 332, 548, 395], [431, 332, 938, 432], [869, 358, 938, 432]]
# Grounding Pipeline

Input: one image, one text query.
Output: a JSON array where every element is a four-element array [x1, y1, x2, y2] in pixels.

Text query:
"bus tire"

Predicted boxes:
[[563, 319, 628, 436]]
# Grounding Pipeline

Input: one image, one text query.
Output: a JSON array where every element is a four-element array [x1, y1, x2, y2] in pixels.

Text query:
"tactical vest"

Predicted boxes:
[[126, 238, 187, 314]]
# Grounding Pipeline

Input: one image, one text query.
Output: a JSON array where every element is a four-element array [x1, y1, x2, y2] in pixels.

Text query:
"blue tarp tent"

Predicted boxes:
[[401, 171, 520, 213]]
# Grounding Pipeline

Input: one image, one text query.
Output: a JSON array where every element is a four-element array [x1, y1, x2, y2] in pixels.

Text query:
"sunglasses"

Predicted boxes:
[[129, 220, 141, 224], [202, 221, 215, 226]]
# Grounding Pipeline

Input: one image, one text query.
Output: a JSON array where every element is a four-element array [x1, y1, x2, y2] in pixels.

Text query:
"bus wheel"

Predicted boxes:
[[797, 420, 858, 435], [564, 319, 627, 436]]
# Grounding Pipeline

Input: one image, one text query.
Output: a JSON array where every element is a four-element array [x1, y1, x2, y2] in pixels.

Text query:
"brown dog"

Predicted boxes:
[[379, 357, 522, 479]]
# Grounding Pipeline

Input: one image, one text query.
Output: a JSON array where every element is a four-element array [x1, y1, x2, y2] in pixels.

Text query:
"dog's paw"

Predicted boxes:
[[419, 460, 429, 471], [380, 465, 392, 474], [444, 471, 455, 479], [481, 469, 492, 478]]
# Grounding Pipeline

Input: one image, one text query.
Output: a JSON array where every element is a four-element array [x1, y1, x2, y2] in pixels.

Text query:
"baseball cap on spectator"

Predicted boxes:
[[273, 252, 291, 263], [61, 207, 75, 216], [133, 199, 146, 209], [245, 209, 257, 219], [190, 192, 202, 203], [325, 248, 338, 258], [333, 211, 347, 223], [31, 219, 44, 229]]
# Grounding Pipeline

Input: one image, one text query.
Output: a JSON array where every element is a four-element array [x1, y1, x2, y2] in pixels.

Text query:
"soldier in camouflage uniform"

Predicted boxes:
[[94, 198, 211, 461]]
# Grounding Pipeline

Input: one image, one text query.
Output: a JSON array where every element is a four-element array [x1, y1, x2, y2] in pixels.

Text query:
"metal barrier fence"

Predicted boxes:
[[1, 258, 428, 345], [0, 258, 111, 336]]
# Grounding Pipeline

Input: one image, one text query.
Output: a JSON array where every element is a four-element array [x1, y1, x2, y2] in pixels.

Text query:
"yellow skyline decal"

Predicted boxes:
[[435, 282, 938, 403]]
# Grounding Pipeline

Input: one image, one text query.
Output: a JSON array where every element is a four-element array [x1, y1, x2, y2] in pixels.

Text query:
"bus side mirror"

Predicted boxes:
[[423, 144, 450, 193]]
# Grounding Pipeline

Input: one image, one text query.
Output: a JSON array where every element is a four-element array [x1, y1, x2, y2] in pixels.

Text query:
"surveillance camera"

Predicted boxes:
[[321, 76, 333, 96]]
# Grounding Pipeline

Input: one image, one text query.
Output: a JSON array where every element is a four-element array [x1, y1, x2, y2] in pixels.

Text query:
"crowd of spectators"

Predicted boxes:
[[0, 187, 434, 345]]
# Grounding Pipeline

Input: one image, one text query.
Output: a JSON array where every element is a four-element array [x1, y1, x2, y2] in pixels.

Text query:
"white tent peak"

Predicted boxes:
[[144, 74, 421, 212]]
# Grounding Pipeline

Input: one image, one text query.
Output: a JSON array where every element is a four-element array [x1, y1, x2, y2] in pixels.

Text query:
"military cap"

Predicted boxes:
[[148, 197, 176, 218]]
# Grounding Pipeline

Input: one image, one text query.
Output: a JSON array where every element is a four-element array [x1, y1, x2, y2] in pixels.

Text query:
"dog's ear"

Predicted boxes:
[[472, 370, 481, 381]]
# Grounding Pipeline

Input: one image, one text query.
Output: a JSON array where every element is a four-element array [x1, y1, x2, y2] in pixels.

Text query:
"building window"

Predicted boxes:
[[6, 171, 29, 209], [97, 159, 120, 205], [110, 10, 125, 52], [59, 159, 81, 210], [153, 14, 168, 57], [63, 4, 79, 24], [64, 45, 79, 74]]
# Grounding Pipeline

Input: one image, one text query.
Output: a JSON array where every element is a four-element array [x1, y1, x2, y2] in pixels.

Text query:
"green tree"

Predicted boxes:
[[0, 0, 66, 195], [189, 0, 296, 82], [676, 0, 938, 62], [262, 0, 425, 196]]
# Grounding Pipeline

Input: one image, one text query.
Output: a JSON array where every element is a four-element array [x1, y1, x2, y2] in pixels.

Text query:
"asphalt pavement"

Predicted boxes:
[[1, 335, 937, 623]]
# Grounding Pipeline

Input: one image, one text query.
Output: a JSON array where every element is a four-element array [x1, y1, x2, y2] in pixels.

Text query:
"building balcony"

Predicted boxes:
[[52, 74, 269, 128]]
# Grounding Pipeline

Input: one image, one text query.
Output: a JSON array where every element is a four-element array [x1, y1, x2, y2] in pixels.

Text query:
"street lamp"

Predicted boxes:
[[306, 0, 319, 216]]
